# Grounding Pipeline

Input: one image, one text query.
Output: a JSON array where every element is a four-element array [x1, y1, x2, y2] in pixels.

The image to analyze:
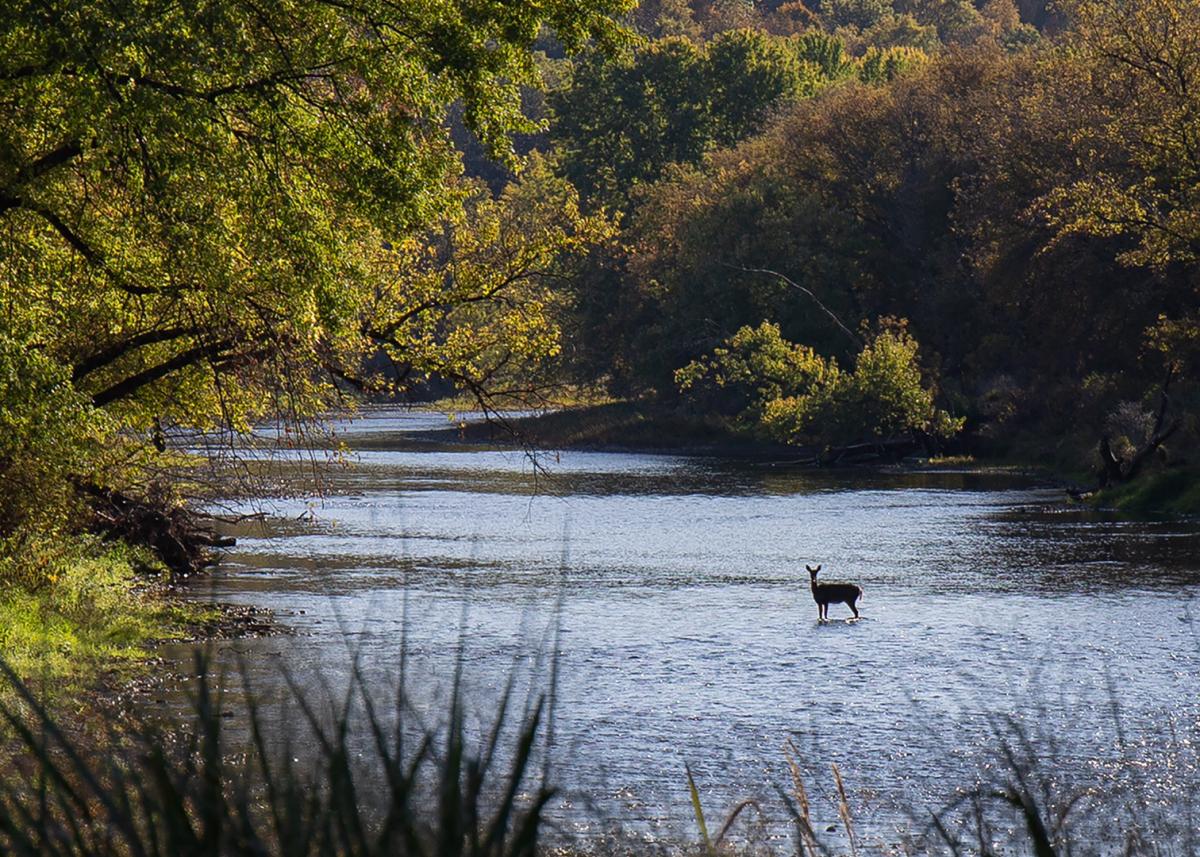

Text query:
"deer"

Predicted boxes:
[[807, 564, 862, 621]]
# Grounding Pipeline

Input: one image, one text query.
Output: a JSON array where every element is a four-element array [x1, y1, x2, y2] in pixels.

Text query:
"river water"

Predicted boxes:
[[180, 408, 1200, 849]]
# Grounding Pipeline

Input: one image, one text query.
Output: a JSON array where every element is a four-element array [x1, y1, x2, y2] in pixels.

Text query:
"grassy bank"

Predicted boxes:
[[1093, 467, 1200, 516], [0, 538, 197, 688]]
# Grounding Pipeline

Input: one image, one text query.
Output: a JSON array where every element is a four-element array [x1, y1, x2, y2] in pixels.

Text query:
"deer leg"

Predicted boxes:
[[849, 598, 859, 619]]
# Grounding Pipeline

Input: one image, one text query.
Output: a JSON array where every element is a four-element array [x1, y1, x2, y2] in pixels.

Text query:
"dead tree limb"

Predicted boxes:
[[722, 263, 863, 349], [1097, 367, 1179, 487]]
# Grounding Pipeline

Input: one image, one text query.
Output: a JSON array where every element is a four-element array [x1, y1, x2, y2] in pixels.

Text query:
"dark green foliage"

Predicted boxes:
[[548, 30, 832, 212], [550, 38, 711, 213], [0, 333, 106, 547], [567, 33, 1200, 474], [826, 0, 894, 31]]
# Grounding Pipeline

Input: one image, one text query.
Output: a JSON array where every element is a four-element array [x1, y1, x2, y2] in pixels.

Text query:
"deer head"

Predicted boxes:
[[806, 564, 821, 578]]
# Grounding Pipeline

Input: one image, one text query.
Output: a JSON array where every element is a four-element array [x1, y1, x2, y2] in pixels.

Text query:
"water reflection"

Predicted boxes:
[[178, 409, 1200, 845]]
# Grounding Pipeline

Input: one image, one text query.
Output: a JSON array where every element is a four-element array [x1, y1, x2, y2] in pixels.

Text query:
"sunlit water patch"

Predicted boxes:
[[169, 409, 1200, 848]]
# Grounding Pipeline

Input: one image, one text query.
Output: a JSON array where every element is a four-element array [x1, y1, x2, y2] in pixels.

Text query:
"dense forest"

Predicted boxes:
[[2, 0, 1199, 619], [545, 0, 1199, 489]]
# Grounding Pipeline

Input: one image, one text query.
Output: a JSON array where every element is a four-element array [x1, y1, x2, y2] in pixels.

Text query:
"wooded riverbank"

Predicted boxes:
[[417, 402, 1200, 515]]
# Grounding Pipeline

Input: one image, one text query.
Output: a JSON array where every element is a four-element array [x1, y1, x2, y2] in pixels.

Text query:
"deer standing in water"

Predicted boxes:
[[807, 564, 862, 621]]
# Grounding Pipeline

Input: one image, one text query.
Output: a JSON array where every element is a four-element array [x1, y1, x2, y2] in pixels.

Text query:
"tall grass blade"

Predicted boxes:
[[712, 798, 762, 849], [1004, 785, 1057, 857], [831, 762, 857, 857], [685, 762, 710, 850], [783, 739, 821, 857]]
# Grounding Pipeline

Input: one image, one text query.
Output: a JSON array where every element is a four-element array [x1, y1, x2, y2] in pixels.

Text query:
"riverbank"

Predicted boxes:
[[0, 537, 283, 699], [504, 401, 795, 456], [0, 541, 177, 686], [428, 400, 806, 457], [423, 400, 1200, 515], [1092, 466, 1200, 516]]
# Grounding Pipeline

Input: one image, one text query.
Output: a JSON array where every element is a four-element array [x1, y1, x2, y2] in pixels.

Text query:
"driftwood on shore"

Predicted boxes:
[[80, 483, 234, 577]]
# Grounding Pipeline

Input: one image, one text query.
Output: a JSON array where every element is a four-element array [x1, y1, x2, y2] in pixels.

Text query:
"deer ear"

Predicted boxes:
[[806, 564, 817, 573], [814, 564, 821, 572]]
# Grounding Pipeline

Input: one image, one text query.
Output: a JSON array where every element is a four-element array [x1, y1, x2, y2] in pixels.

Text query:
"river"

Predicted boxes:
[[176, 408, 1200, 850]]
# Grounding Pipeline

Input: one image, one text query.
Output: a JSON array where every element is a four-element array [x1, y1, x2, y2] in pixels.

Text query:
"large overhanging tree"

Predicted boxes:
[[0, 0, 628, 569]]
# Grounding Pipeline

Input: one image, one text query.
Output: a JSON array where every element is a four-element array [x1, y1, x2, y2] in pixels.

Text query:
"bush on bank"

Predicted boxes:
[[0, 536, 183, 684]]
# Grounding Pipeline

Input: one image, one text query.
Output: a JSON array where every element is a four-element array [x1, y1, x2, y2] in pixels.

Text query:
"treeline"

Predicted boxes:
[[539, 0, 1199, 483]]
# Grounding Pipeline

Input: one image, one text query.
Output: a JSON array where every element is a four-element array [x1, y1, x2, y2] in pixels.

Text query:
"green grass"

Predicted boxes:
[[0, 540, 194, 687], [1094, 466, 1200, 516]]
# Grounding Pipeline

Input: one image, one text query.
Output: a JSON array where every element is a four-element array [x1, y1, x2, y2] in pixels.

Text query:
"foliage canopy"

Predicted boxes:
[[0, 0, 629, 574]]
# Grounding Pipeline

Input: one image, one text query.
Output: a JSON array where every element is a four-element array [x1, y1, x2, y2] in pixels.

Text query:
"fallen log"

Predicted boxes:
[[78, 483, 235, 578], [821, 436, 920, 465]]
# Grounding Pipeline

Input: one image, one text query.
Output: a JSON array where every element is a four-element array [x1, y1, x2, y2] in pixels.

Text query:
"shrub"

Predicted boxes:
[[678, 320, 963, 448], [0, 332, 116, 586]]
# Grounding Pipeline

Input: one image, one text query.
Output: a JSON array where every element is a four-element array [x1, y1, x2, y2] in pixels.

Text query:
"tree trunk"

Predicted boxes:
[[1096, 368, 1178, 487]]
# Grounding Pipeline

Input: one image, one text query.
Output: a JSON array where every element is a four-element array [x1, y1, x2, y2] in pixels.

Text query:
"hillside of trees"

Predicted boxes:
[[544, 0, 1199, 489]]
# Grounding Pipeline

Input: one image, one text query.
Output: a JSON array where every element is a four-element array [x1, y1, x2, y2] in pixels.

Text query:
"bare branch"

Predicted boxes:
[[723, 263, 863, 348]]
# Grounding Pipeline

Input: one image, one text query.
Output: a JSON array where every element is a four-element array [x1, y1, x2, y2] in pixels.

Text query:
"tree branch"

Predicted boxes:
[[72, 326, 202, 381], [91, 343, 226, 407], [722, 263, 863, 349], [19, 202, 161, 296], [2, 141, 83, 194]]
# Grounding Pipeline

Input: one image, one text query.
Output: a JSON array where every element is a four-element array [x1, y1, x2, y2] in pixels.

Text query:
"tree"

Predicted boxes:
[[0, 0, 630, 572], [705, 29, 819, 145], [1041, 0, 1200, 268], [675, 320, 836, 421], [825, 0, 894, 31], [549, 38, 712, 212], [610, 61, 980, 396], [548, 30, 835, 212], [355, 156, 616, 409], [632, 0, 704, 39], [857, 45, 929, 82], [677, 320, 962, 448]]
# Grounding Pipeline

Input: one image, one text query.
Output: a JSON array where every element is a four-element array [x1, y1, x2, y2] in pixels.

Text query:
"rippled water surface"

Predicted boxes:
[[179, 409, 1200, 846]]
